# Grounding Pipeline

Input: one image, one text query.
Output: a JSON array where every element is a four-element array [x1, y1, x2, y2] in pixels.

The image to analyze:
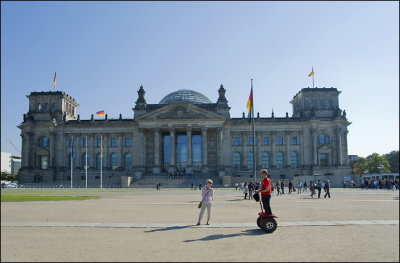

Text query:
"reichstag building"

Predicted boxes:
[[18, 85, 351, 185]]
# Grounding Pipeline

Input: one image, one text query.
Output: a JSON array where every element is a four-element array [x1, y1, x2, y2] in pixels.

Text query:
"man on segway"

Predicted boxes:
[[256, 169, 272, 215]]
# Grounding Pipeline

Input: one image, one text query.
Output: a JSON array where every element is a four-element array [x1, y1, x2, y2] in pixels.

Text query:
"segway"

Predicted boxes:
[[253, 192, 278, 233]]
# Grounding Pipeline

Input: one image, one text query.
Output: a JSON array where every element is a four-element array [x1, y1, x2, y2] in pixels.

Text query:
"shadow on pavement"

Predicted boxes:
[[183, 229, 269, 242], [145, 225, 194, 233]]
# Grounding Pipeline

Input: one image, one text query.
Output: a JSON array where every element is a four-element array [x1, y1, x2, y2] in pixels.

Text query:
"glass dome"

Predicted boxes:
[[159, 89, 212, 104]]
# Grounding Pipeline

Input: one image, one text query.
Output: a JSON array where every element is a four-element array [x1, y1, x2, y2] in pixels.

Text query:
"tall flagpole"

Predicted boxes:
[[71, 136, 73, 188], [85, 135, 88, 189], [251, 79, 256, 183], [312, 67, 315, 89], [100, 135, 103, 188]]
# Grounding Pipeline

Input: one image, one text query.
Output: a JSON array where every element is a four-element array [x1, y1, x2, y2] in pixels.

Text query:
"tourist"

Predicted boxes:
[[324, 179, 331, 198], [196, 179, 214, 225], [316, 179, 322, 198], [255, 169, 273, 215], [243, 182, 249, 199], [248, 182, 254, 199], [303, 181, 308, 192], [310, 181, 315, 198], [199, 182, 202, 190], [276, 180, 281, 196], [235, 182, 238, 190], [297, 181, 302, 194], [240, 181, 245, 191], [288, 180, 293, 194]]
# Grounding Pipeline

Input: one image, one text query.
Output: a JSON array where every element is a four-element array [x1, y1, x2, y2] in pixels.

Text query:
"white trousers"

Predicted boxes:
[[198, 202, 212, 222]]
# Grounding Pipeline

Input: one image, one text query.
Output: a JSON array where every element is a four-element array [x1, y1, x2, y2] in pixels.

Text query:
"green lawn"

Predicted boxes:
[[1, 195, 100, 202]]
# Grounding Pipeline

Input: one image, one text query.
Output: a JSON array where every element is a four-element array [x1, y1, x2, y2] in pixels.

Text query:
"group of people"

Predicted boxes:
[[360, 178, 399, 190], [197, 169, 273, 225]]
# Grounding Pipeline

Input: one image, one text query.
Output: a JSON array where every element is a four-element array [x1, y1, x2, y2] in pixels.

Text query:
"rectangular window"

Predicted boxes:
[[263, 137, 269, 145], [233, 137, 240, 146], [292, 136, 298, 145], [97, 138, 101, 147], [111, 138, 117, 147], [125, 138, 131, 147], [83, 138, 88, 147], [248, 137, 253, 146], [319, 153, 328, 167], [278, 136, 284, 145]]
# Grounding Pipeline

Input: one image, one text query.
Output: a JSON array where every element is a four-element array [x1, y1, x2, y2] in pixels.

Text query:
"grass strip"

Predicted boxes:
[[1, 195, 100, 202]]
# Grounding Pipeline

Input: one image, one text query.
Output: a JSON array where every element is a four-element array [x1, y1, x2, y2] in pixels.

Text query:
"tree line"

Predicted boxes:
[[349, 151, 399, 175]]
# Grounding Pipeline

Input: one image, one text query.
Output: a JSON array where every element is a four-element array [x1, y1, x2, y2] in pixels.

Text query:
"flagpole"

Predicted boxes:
[[312, 67, 314, 88], [251, 79, 256, 183], [85, 135, 88, 189], [100, 135, 103, 188], [71, 136, 73, 189]]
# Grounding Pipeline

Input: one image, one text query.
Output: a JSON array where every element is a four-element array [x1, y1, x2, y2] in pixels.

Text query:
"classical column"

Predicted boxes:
[[186, 128, 192, 167], [75, 134, 81, 169], [285, 133, 291, 168], [201, 127, 208, 173], [271, 132, 276, 168], [49, 132, 56, 167], [241, 132, 247, 168], [153, 128, 161, 173], [312, 129, 318, 166], [169, 128, 176, 166], [257, 131, 262, 170], [22, 133, 29, 167], [89, 134, 95, 169], [336, 128, 343, 166], [344, 129, 349, 165], [300, 132, 304, 168], [103, 134, 109, 168], [118, 133, 123, 167]]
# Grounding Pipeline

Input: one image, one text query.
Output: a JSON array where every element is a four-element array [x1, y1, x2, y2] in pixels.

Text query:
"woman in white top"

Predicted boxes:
[[196, 179, 214, 225]]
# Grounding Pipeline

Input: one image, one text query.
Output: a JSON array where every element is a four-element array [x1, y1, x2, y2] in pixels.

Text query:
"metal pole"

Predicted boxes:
[[100, 135, 103, 188], [251, 79, 256, 183], [85, 135, 88, 189], [71, 136, 73, 189]]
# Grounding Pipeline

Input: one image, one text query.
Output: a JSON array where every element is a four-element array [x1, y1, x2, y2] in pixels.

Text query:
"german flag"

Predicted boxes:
[[53, 72, 56, 89], [96, 111, 105, 117]]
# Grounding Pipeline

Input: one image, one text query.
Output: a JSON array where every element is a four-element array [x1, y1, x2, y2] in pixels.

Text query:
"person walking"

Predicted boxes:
[[297, 181, 302, 194], [276, 180, 281, 196], [324, 179, 331, 198], [280, 180, 285, 194], [243, 182, 249, 199], [235, 182, 238, 190], [303, 181, 308, 192], [316, 179, 322, 198], [310, 181, 315, 198], [196, 179, 214, 225], [255, 169, 273, 215], [288, 180, 293, 194], [248, 182, 254, 199]]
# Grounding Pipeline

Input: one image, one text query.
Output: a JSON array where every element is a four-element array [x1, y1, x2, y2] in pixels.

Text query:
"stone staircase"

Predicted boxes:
[[130, 173, 223, 188]]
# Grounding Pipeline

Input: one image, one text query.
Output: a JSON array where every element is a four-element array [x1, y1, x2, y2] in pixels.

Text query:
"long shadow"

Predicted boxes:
[[183, 228, 269, 242], [145, 225, 194, 233]]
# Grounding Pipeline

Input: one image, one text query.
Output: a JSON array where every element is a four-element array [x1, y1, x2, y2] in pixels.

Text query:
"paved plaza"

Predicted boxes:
[[1, 188, 399, 262]]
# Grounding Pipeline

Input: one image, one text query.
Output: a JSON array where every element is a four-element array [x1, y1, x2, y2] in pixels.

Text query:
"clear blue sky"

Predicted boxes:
[[1, 1, 399, 158]]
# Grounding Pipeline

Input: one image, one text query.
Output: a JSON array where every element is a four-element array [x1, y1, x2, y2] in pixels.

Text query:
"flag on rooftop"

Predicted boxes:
[[246, 87, 253, 126], [53, 72, 56, 89], [96, 111, 105, 117], [308, 67, 314, 77]]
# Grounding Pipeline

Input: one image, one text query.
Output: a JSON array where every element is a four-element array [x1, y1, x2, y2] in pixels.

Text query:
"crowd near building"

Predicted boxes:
[[17, 84, 352, 187]]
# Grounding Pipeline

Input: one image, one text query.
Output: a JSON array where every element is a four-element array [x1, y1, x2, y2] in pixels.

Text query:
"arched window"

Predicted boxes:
[[317, 99, 323, 107], [290, 152, 298, 168], [325, 99, 330, 108], [38, 136, 50, 147], [247, 152, 254, 169], [82, 154, 90, 169], [318, 133, 330, 144], [276, 152, 284, 168], [110, 153, 118, 170], [309, 99, 314, 108], [233, 152, 240, 170], [262, 152, 270, 169], [125, 153, 132, 170]]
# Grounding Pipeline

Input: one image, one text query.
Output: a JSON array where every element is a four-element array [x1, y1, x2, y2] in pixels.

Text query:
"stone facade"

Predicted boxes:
[[17, 85, 351, 185]]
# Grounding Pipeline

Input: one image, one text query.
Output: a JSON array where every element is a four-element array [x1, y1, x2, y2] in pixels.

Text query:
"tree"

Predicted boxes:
[[349, 158, 358, 171], [353, 157, 368, 175], [367, 153, 391, 173], [1, 171, 17, 181], [384, 151, 399, 173]]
